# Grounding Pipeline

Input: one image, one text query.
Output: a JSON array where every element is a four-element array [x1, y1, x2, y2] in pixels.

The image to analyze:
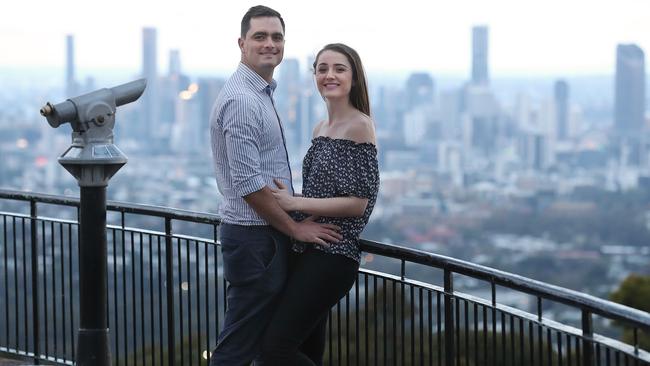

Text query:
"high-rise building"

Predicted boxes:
[[159, 50, 191, 147], [198, 77, 226, 145], [169, 49, 181, 76], [471, 26, 489, 85], [65, 35, 77, 97], [171, 83, 201, 154], [518, 133, 549, 170], [276, 58, 302, 154], [554, 80, 569, 140], [299, 54, 325, 155], [615, 44, 645, 134], [141, 27, 159, 139], [462, 84, 501, 156], [405, 72, 435, 109], [164, 49, 190, 93]]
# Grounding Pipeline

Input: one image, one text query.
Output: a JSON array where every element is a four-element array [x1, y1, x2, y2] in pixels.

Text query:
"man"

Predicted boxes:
[[209, 5, 342, 365]]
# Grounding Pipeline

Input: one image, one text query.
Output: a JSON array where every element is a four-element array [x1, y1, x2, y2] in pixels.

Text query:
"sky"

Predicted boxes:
[[1, 0, 649, 78]]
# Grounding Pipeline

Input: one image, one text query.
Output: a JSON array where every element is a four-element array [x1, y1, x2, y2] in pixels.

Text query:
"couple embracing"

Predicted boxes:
[[209, 5, 379, 365]]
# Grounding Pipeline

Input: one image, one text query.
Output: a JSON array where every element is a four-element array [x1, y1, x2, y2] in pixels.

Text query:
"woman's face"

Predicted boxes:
[[314, 50, 353, 101]]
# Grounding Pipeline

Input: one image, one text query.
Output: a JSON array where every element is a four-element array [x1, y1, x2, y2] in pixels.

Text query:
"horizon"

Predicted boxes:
[[0, 64, 643, 87]]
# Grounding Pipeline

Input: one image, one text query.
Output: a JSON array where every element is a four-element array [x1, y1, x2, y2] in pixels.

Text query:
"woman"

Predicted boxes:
[[259, 43, 380, 365]]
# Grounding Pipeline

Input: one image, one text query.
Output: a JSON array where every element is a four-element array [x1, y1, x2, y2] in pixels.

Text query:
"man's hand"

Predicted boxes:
[[292, 216, 342, 247], [243, 186, 342, 246]]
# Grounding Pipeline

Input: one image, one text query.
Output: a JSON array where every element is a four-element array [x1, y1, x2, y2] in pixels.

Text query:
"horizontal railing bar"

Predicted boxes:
[[0, 346, 74, 365], [0, 212, 79, 227], [111, 225, 220, 245], [592, 333, 650, 362], [105, 201, 221, 224], [358, 268, 409, 283], [0, 189, 222, 225], [0, 190, 81, 208], [359, 239, 650, 330], [0, 217, 219, 246], [0, 211, 218, 247], [0, 211, 31, 219], [359, 268, 453, 296], [0, 347, 31, 358]]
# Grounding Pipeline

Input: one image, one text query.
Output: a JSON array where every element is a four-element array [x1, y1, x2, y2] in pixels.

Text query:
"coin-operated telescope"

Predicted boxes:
[[40, 79, 146, 366], [40, 78, 146, 186]]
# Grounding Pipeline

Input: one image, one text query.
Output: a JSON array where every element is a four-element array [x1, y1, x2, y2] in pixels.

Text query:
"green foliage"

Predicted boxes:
[[610, 274, 650, 351], [610, 274, 650, 312]]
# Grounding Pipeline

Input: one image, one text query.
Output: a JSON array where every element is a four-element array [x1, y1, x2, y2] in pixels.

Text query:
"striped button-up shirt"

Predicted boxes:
[[210, 63, 293, 225]]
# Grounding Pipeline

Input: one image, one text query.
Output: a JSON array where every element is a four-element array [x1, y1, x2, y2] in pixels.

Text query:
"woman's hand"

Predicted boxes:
[[271, 179, 298, 211]]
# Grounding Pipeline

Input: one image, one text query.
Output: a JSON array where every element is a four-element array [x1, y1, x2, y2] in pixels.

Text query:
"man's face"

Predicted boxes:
[[239, 17, 285, 76]]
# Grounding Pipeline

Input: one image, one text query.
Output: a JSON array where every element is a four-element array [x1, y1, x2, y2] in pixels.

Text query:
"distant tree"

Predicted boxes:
[[609, 274, 650, 351], [481, 187, 650, 247]]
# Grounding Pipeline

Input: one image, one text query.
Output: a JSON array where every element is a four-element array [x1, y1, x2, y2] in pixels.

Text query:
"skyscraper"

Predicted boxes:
[[405, 72, 435, 109], [615, 44, 645, 134], [141, 27, 159, 139], [471, 26, 489, 85], [169, 49, 181, 76], [198, 77, 225, 138], [166, 49, 190, 92], [276, 58, 302, 153], [160, 49, 191, 146], [65, 35, 77, 97], [554, 80, 569, 140]]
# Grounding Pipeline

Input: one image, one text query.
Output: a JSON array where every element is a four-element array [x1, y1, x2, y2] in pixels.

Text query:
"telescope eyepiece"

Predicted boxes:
[[40, 102, 55, 117]]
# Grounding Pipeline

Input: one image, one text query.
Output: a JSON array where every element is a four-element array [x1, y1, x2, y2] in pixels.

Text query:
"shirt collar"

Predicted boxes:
[[238, 62, 277, 93]]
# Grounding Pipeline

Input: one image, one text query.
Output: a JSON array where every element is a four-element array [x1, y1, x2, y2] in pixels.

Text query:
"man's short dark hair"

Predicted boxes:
[[241, 5, 285, 38]]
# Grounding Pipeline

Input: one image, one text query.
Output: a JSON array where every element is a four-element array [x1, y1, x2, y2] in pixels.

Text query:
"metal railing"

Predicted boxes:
[[0, 188, 649, 365]]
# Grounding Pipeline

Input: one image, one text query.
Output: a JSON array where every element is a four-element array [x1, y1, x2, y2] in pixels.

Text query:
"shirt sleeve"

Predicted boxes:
[[337, 143, 380, 199], [220, 94, 266, 197]]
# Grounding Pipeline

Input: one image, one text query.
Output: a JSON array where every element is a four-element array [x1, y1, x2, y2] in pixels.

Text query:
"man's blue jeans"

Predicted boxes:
[[209, 224, 289, 366]]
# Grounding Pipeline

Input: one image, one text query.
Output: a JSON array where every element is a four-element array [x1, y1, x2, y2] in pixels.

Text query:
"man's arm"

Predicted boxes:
[[244, 187, 342, 246]]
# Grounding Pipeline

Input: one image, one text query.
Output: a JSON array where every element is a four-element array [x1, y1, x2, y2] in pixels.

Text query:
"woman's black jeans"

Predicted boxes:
[[258, 247, 359, 365]]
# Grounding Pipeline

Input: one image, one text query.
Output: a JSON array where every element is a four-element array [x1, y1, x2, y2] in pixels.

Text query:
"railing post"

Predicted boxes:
[[444, 269, 455, 366], [582, 309, 593, 366], [29, 200, 40, 364], [165, 217, 176, 366]]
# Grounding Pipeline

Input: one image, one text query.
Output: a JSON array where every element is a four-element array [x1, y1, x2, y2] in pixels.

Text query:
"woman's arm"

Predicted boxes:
[[272, 179, 368, 217]]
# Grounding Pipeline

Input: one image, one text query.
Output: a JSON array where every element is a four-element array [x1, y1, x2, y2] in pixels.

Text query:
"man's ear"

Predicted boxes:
[[238, 38, 244, 52]]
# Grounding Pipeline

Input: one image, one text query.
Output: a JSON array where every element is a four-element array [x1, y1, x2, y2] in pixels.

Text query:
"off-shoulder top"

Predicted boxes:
[[293, 136, 380, 262]]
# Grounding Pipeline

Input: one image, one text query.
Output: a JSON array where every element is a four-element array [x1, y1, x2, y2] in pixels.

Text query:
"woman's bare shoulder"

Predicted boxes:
[[344, 113, 376, 144]]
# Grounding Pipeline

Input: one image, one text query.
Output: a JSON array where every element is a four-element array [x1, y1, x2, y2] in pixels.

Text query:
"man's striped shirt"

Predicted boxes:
[[210, 63, 293, 225]]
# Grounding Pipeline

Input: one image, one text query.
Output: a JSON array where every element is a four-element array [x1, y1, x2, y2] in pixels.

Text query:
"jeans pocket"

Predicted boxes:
[[220, 226, 277, 285]]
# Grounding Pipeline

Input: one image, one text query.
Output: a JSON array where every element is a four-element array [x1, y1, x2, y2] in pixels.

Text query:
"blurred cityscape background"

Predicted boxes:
[[1, 5, 649, 327]]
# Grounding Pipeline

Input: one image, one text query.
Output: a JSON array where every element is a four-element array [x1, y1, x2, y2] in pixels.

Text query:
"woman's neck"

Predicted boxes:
[[325, 99, 356, 125]]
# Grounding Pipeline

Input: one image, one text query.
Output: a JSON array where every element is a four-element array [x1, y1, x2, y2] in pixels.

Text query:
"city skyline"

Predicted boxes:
[[2, 0, 649, 78]]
